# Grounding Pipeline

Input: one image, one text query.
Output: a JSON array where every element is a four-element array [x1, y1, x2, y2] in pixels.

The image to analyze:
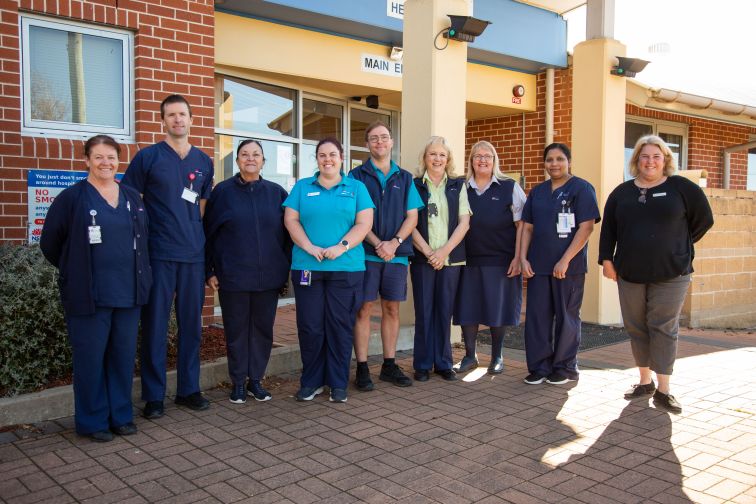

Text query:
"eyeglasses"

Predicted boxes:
[[638, 187, 647, 204], [367, 134, 391, 144], [472, 154, 494, 161]]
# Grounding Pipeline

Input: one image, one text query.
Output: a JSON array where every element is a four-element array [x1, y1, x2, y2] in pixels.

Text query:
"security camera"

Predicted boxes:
[[610, 57, 650, 78], [444, 15, 492, 43]]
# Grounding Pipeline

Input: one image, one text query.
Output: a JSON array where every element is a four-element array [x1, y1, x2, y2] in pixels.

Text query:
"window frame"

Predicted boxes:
[[626, 116, 688, 170], [19, 14, 135, 141]]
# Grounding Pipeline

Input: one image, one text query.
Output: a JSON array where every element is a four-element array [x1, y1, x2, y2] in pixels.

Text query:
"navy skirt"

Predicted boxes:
[[453, 265, 522, 327]]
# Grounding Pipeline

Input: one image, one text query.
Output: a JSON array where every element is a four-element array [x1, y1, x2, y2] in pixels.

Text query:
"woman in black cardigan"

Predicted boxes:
[[204, 139, 291, 404], [599, 135, 713, 413], [41, 135, 151, 442]]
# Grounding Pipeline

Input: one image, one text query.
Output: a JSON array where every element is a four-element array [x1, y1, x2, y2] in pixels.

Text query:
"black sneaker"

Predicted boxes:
[[653, 390, 682, 414], [355, 365, 375, 391], [110, 422, 137, 436], [142, 400, 164, 419], [379, 363, 413, 387], [545, 372, 569, 385], [175, 392, 210, 411], [295, 386, 324, 401], [86, 430, 114, 442], [434, 369, 458, 381], [329, 388, 348, 403], [624, 382, 656, 399], [414, 369, 430, 382], [247, 380, 272, 401], [523, 373, 546, 385], [229, 383, 247, 404]]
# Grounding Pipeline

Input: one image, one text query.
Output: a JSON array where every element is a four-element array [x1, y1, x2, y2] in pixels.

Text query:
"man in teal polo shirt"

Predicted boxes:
[[349, 122, 424, 390]]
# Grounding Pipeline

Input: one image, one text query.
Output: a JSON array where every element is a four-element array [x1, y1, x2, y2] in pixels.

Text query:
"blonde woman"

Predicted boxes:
[[453, 141, 525, 375], [410, 136, 471, 382], [599, 135, 713, 413]]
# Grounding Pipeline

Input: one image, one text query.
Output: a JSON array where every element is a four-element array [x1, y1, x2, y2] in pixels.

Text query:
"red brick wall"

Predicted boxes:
[[0, 0, 215, 321], [466, 68, 755, 191], [465, 69, 573, 191]]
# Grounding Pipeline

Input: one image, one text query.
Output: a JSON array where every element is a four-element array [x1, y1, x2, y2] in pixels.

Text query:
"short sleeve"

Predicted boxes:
[[522, 192, 534, 224], [574, 181, 601, 225], [282, 180, 303, 212], [121, 150, 146, 193], [354, 181, 376, 212], [200, 157, 214, 200], [406, 182, 424, 211], [511, 182, 526, 221], [458, 183, 472, 216]]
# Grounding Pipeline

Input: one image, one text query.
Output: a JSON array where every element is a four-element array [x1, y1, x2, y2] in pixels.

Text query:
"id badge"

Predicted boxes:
[[568, 212, 575, 227], [556, 213, 571, 234], [88, 225, 102, 244], [181, 187, 199, 204], [299, 270, 312, 286]]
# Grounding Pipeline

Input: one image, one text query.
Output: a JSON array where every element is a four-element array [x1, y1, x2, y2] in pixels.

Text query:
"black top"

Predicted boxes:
[[204, 175, 291, 292], [40, 180, 152, 316], [465, 178, 517, 266], [598, 176, 714, 283]]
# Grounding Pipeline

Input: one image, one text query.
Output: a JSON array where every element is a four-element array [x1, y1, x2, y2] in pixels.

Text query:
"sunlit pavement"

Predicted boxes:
[[1, 328, 754, 503]]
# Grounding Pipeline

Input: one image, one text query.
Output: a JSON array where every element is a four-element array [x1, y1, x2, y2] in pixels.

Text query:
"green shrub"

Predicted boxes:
[[0, 244, 70, 397]]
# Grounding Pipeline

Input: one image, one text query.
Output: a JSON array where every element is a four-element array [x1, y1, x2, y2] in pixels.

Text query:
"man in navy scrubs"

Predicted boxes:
[[349, 122, 423, 390], [123, 94, 214, 418]]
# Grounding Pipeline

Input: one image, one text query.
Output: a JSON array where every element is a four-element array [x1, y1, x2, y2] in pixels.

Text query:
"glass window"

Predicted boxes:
[[350, 108, 391, 149], [349, 149, 368, 170], [302, 99, 343, 142], [748, 147, 756, 191], [624, 122, 653, 180], [659, 132, 683, 169], [216, 134, 296, 191], [299, 143, 318, 180], [20, 15, 133, 139], [218, 78, 296, 137]]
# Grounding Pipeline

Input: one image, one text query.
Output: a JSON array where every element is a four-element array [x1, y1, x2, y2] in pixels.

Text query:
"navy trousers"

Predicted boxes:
[[66, 306, 140, 434], [292, 270, 362, 390], [218, 289, 278, 383], [524, 274, 585, 379], [410, 262, 461, 372], [141, 260, 204, 401]]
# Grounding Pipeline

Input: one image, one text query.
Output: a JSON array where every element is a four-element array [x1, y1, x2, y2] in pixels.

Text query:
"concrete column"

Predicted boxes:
[[571, 37, 626, 325], [400, 0, 471, 173], [398, 0, 472, 341]]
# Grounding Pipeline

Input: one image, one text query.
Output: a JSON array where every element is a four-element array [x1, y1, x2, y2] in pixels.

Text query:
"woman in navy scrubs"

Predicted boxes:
[[283, 137, 374, 404], [520, 143, 600, 385], [41, 135, 151, 442], [453, 140, 525, 375], [204, 140, 291, 404], [410, 136, 471, 382]]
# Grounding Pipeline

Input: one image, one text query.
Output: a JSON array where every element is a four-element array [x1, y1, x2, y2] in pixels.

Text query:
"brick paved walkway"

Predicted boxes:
[[1, 329, 755, 503]]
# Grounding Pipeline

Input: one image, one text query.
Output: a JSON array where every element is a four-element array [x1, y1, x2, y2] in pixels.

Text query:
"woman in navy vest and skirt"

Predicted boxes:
[[453, 141, 525, 375], [41, 135, 151, 442], [204, 139, 291, 405], [410, 136, 471, 382]]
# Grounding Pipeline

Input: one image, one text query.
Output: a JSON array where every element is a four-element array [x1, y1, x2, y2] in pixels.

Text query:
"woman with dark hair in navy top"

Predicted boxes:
[[520, 143, 600, 386], [41, 135, 152, 442], [453, 141, 525, 375], [204, 140, 291, 405]]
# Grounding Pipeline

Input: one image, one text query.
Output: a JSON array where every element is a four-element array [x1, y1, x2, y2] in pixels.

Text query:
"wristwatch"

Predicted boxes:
[[394, 236, 403, 244], [340, 239, 350, 251]]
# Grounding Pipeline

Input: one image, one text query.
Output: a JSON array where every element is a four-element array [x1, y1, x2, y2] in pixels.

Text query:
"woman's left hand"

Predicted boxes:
[[507, 257, 521, 277], [553, 259, 569, 279], [323, 245, 346, 260], [428, 248, 448, 270]]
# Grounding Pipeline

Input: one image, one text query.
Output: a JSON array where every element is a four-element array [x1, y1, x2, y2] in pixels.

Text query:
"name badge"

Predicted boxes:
[[556, 212, 572, 234], [653, 192, 666, 197], [181, 187, 199, 204], [299, 270, 312, 286], [88, 225, 102, 244], [307, 192, 320, 197]]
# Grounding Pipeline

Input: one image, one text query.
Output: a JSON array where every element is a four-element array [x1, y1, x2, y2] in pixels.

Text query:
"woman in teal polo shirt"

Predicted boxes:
[[283, 137, 374, 403]]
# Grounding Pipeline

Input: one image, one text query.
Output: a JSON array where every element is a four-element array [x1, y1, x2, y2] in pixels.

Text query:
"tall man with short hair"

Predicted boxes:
[[349, 121, 423, 390], [123, 94, 214, 418]]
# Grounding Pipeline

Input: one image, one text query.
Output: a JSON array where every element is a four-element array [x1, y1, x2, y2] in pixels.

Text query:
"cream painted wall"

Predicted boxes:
[[571, 38, 627, 325]]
